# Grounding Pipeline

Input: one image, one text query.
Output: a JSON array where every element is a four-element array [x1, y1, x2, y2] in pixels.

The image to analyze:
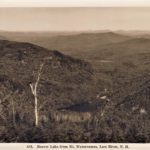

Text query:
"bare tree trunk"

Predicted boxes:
[[1, 91, 18, 126], [34, 96, 38, 127], [11, 98, 16, 127], [30, 63, 44, 127]]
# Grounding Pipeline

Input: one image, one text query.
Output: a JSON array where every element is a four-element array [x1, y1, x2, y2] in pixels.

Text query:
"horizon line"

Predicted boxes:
[[1, 29, 150, 33]]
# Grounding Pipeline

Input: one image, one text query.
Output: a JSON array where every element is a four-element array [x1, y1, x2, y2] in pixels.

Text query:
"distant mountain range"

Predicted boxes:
[[0, 31, 131, 53]]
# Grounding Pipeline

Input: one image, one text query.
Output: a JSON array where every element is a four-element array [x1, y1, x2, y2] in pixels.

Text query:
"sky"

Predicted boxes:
[[0, 7, 150, 31]]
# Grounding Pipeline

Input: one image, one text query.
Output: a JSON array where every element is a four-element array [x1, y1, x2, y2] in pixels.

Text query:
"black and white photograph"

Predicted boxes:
[[0, 1, 150, 147]]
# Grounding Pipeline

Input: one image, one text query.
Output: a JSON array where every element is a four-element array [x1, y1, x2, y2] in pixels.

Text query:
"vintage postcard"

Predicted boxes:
[[0, 0, 150, 150]]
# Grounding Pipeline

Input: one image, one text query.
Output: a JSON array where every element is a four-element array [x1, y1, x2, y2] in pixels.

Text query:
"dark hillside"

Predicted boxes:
[[0, 40, 102, 142], [0, 35, 150, 143]]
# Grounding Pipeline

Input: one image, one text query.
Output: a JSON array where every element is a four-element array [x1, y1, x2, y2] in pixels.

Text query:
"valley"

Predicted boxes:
[[0, 31, 150, 142]]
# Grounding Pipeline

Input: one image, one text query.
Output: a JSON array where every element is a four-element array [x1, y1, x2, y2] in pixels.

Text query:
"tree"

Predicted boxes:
[[11, 97, 16, 126], [30, 63, 44, 127], [0, 90, 18, 127]]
